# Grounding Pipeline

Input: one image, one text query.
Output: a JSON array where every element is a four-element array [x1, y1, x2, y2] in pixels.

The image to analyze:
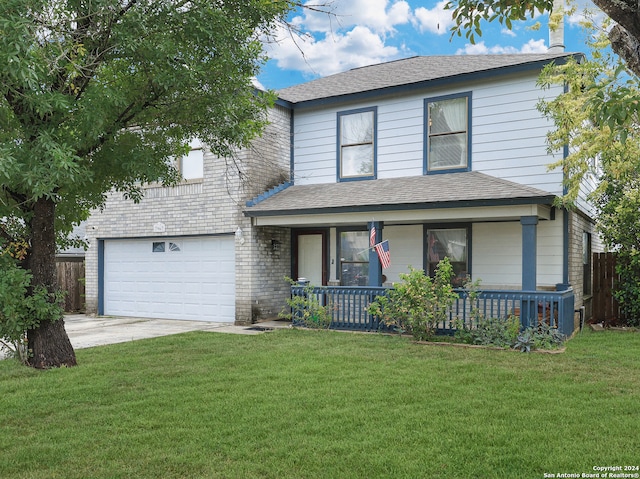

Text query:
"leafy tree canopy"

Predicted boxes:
[[446, 0, 640, 77], [0, 0, 296, 367]]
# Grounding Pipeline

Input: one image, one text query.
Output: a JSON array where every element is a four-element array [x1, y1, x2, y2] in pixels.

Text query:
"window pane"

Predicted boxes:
[[427, 229, 468, 286], [340, 231, 369, 262], [152, 242, 165, 252], [429, 97, 467, 135], [341, 262, 369, 286], [429, 133, 467, 170], [341, 145, 373, 177], [181, 148, 203, 180], [341, 112, 373, 145], [340, 231, 369, 286]]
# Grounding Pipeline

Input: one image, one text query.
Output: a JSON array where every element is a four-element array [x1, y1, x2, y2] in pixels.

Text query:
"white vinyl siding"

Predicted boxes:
[[291, 72, 564, 195], [471, 77, 563, 194], [380, 225, 423, 284], [472, 219, 563, 289]]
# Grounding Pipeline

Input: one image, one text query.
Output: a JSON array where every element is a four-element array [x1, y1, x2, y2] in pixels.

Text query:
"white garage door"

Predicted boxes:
[[104, 236, 235, 322]]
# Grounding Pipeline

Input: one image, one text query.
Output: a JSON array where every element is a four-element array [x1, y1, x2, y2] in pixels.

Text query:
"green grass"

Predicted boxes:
[[1, 328, 639, 479]]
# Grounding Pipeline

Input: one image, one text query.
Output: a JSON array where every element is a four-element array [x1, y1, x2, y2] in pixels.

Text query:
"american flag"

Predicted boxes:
[[374, 240, 391, 269], [369, 225, 376, 247]]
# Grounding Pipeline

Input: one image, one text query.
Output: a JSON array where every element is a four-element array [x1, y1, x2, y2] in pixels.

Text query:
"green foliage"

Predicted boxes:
[[279, 278, 332, 329], [536, 24, 640, 326], [445, 0, 553, 45], [0, 0, 295, 364], [514, 322, 566, 352], [456, 314, 521, 348], [0, 0, 293, 231], [0, 246, 64, 363], [612, 252, 640, 326], [367, 259, 458, 341], [596, 161, 640, 326]]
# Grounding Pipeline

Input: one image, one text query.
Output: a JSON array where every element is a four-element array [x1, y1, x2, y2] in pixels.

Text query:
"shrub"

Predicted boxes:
[[514, 322, 566, 352], [0, 244, 64, 363], [367, 259, 458, 341], [614, 251, 640, 327], [279, 278, 332, 329], [456, 315, 520, 348]]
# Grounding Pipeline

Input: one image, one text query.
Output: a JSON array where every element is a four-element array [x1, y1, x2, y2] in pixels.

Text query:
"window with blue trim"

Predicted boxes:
[[426, 227, 469, 287], [338, 108, 376, 180], [426, 93, 470, 173]]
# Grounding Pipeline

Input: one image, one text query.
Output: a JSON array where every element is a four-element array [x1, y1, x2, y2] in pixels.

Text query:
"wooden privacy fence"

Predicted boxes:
[[593, 252, 620, 323], [56, 259, 85, 312]]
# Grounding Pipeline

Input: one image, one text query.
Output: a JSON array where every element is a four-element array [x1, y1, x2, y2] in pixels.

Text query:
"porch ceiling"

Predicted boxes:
[[245, 172, 557, 227]]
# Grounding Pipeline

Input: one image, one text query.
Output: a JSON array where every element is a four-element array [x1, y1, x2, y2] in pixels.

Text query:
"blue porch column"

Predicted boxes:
[[521, 216, 538, 328], [368, 221, 383, 287], [521, 216, 538, 291]]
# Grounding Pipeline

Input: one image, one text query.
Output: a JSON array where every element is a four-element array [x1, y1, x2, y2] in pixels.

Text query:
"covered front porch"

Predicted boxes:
[[244, 172, 576, 335]]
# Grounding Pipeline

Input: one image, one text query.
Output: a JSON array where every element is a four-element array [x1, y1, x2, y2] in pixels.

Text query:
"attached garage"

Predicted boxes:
[[102, 236, 235, 322]]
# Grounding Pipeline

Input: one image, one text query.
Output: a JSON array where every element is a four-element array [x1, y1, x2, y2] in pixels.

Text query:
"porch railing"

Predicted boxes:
[[289, 285, 576, 337]]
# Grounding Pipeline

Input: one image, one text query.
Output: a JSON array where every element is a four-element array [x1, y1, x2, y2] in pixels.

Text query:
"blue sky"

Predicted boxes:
[[257, 0, 597, 90]]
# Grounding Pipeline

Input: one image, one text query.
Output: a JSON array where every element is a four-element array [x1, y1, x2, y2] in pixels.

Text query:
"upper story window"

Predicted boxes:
[[337, 107, 377, 181], [425, 92, 471, 174], [178, 139, 204, 181]]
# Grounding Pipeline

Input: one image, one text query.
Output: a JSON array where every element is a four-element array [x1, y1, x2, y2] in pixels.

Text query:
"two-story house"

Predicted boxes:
[[245, 53, 600, 333], [85, 52, 600, 332]]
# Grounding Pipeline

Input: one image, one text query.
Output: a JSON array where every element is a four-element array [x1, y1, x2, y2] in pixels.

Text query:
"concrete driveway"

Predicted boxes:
[[62, 314, 288, 350]]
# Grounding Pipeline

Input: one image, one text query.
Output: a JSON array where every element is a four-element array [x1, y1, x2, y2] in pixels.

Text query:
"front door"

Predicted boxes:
[[294, 231, 327, 286]]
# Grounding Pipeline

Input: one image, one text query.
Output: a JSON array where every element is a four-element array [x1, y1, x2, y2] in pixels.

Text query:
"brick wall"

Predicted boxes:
[[85, 104, 292, 324], [567, 208, 603, 324]]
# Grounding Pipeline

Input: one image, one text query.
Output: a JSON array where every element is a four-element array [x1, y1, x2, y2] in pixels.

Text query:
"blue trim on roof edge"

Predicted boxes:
[[246, 181, 294, 207]]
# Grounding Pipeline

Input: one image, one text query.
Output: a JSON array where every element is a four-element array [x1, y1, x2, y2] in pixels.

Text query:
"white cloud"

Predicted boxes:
[[501, 28, 517, 37], [520, 38, 548, 53], [264, 23, 404, 78], [263, 1, 412, 79], [455, 38, 547, 55], [294, 0, 411, 35], [413, 1, 454, 35]]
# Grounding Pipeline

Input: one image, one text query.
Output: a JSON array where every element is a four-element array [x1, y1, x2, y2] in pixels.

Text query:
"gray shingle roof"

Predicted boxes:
[[277, 53, 576, 104], [244, 172, 556, 217]]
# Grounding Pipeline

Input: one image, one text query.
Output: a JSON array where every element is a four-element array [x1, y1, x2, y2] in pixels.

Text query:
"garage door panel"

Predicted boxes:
[[104, 236, 235, 322]]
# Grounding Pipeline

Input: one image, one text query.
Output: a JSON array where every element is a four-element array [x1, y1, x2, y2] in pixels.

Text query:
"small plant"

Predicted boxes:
[[367, 259, 458, 341], [457, 315, 521, 348], [514, 322, 566, 352], [0, 335, 29, 363], [279, 278, 332, 329], [0, 243, 65, 364], [514, 329, 535, 353]]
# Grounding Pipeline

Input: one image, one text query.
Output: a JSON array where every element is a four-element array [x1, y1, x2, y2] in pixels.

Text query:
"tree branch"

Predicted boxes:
[[609, 24, 640, 77]]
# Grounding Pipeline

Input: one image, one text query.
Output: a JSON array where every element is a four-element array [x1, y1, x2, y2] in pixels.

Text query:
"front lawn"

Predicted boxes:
[[1, 328, 638, 478]]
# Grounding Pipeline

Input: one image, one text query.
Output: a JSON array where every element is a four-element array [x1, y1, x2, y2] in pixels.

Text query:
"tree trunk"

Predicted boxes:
[[27, 197, 77, 368]]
